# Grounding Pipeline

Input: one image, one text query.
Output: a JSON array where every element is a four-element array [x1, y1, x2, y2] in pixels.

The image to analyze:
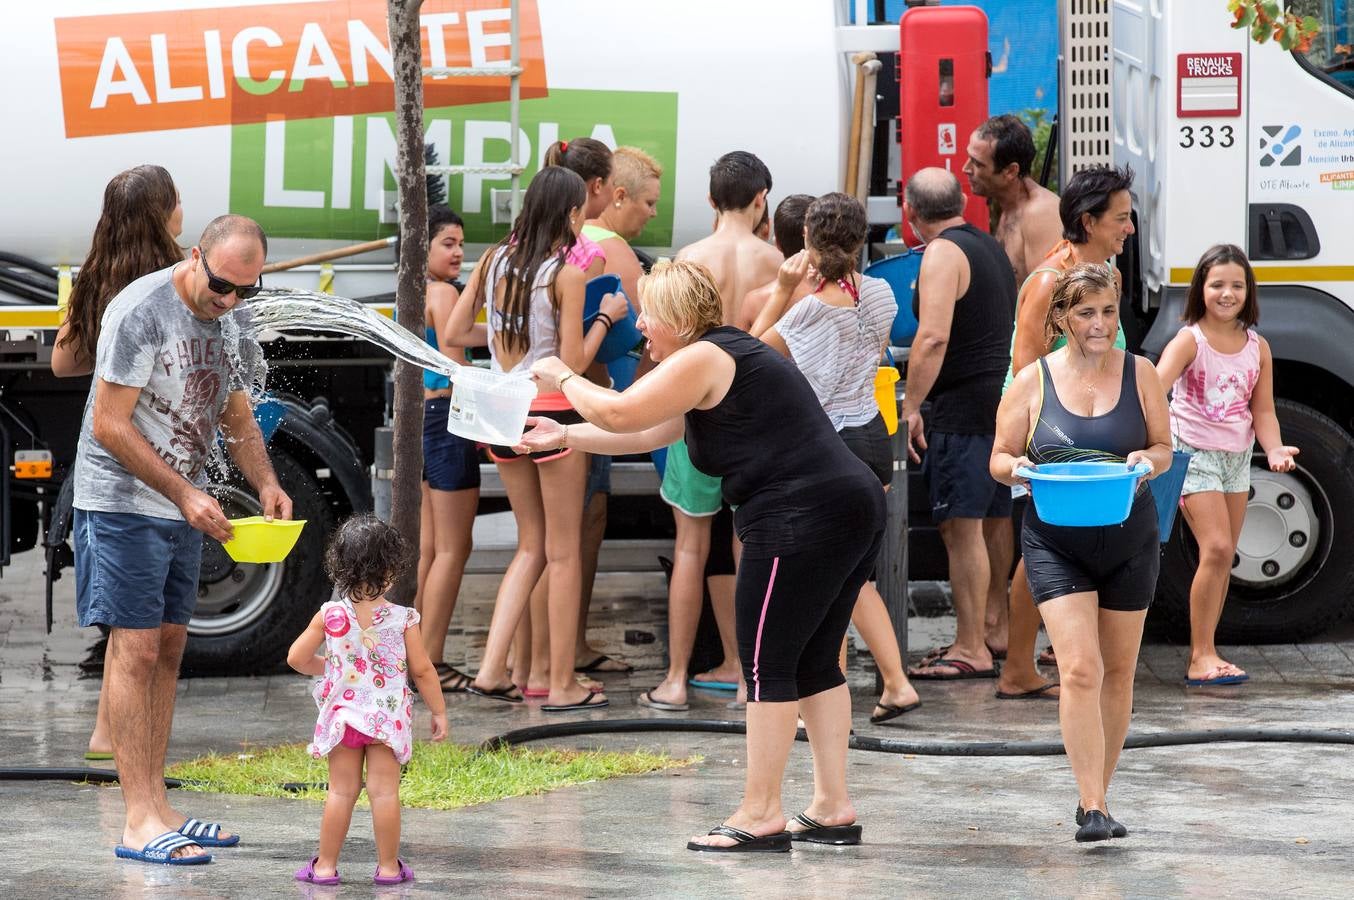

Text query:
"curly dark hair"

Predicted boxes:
[[324, 514, 410, 600], [805, 192, 868, 282]]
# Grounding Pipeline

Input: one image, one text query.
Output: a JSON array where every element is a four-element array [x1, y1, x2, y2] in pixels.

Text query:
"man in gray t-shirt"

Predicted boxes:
[[72, 214, 290, 864]]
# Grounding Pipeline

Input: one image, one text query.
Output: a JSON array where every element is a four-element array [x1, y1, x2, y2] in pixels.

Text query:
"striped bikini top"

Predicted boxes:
[[1026, 352, 1146, 464]]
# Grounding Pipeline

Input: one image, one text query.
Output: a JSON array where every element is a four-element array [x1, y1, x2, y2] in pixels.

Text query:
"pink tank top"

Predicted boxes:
[[1169, 324, 1260, 452], [566, 232, 605, 272]]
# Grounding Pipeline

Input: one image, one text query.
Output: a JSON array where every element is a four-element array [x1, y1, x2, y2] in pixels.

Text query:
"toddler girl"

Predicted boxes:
[[1155, 245, 1298, 686], [288, 515, 448, 884]]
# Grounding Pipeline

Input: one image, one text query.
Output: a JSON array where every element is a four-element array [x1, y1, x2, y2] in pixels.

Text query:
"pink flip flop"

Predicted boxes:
[[373, 858, 414, 885]]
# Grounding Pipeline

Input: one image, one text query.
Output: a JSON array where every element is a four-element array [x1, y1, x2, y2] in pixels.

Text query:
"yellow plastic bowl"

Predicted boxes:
[[221, 517, 307, 564], [874, 366, 901, 435]]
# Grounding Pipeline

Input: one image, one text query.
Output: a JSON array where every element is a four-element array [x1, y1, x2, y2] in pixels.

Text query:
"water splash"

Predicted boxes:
[[246, 288, 461, 379]]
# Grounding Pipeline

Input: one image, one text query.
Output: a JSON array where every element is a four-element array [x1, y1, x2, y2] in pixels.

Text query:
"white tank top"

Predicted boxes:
[[483, 248, 562, 375]]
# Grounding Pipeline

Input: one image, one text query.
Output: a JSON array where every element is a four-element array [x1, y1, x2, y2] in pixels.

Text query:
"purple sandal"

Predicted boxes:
[[373, 858, 415, 885], [295, 857, 340, 885]]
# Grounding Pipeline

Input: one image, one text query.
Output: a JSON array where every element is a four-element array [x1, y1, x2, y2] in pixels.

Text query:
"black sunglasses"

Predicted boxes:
[[199, 252, 263, 300]]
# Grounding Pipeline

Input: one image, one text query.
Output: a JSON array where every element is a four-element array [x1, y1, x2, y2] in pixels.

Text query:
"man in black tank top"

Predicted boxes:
[[899, 168, 1016, 681]]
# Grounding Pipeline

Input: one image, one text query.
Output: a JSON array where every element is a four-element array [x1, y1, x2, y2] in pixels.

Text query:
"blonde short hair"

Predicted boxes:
[[612, 146, 663, 195], [639, 259, 723, 344]]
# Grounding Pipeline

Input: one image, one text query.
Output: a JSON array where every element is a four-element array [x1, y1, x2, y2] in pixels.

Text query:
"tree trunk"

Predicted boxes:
[[386, 0, 427, 605]]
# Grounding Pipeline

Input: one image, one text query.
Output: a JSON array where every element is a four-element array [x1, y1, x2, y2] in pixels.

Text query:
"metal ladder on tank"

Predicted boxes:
[[421, 0, 525, 222]]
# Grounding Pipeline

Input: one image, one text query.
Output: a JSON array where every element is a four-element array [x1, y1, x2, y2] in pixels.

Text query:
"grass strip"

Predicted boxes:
[[166, 742, 694, 810]]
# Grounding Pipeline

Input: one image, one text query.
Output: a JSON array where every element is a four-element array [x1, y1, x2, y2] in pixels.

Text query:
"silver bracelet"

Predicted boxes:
[[559, 422, 569, 450]]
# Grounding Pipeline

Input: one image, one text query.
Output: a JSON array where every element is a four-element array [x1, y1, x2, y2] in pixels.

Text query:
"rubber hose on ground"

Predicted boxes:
[[2, 724, 1349, 790], [478, 719, 1354, 756]]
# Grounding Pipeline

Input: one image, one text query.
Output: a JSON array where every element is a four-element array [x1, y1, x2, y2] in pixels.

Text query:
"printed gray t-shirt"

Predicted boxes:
[[73, 264, 247, 520]]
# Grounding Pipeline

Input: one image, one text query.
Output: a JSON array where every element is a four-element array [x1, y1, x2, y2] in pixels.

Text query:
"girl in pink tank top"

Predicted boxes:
[[1155, 245, 1299, 688]]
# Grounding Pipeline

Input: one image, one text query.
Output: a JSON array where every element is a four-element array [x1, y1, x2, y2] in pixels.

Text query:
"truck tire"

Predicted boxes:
[[182, 449, 334, 675], [1154, 400, 1354, 643]]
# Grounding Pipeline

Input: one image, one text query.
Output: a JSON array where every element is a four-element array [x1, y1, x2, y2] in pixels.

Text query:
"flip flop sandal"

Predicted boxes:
[[638, 688, 689, 712], [524, 682, 604, 699], [686, 825, 791, 853], [688, 678, 738, 692], [466, 683, 525, 704], [907, 658, 999, 680], [1038, 647, 1058, 667], [177, 818, 240, 847], [1184, 668, 1250, 687], [995, 683, 1060, 700], [869, 700, 921, 724], [434, 662, 473, 693], [574, 653, 633, 674], [84, 750, 115, 761], [541, 692, 610, 713], [295, 857, 340, 884], [115, 832, 212, 866], [373, 858, 414, 885], [787, 813, 862, 845]]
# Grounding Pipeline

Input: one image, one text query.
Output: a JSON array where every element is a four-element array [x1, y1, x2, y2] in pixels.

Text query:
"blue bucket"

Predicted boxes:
[[863, 251, 921, 345], [1147, 450, 1192, 541], [1016, 461, 1151, 527], [608, 351, 640, 392], [584, 274, 643, 363]]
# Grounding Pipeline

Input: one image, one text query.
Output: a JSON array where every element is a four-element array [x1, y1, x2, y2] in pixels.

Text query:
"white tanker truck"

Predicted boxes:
[[1, 0, 1351, 670]]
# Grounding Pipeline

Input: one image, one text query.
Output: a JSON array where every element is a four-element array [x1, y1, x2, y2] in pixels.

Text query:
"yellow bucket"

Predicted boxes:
[[221, 517, 307, 564], [874, 366, 900, 435]]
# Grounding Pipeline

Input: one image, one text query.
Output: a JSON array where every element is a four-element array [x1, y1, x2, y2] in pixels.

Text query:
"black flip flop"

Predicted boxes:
[[574, 653, 633, 674], [435, 663, 473, 693], [466, 683, 524, 704], [541, 692, 610, 713], [787, 813, 862, 846], [907, 658, 999, 681], [869, 700, 921, 724], [686, 825, 791, 853], [995, 683, 1059, 701]]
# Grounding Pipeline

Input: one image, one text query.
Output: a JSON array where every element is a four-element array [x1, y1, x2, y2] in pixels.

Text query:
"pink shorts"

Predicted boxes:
[[340, 725, 375, 749]]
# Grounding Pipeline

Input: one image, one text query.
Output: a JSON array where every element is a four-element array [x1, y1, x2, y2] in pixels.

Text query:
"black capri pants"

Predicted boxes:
[[735, 528, 884, 703]]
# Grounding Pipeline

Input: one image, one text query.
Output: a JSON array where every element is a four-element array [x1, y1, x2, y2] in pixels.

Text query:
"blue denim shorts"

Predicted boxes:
[[585, 453, 612, 507], [423, 397, 482, 492], [74, 508, 203, 629]]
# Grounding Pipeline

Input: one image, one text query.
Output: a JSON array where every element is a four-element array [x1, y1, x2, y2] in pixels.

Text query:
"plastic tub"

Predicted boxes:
[[863, 251, 921, 345], [447, 366, 537, 445], [584, 274, 644, 363], [1015, 461, 1152, 527], [874, 366, 900, 434], [222, 517, 307, 564], [1148, 450, 1192, 541]]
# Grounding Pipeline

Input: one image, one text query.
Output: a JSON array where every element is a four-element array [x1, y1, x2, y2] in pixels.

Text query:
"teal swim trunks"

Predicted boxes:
[[660, 436, 722, 517]]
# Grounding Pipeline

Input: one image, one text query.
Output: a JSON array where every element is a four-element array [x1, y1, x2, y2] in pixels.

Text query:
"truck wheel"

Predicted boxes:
[[1154, 400, 1354, 643], [182, 449, 334, 675]]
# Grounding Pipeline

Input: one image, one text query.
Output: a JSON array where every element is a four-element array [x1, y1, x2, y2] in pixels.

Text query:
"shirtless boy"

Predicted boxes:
[[737, 194, 815, 331]]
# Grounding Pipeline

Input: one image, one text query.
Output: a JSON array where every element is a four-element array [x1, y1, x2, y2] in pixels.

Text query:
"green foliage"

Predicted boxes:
[[1227, 0, 1321, 52], [1021, 108, 1058, 193], [165, 742, 695, 810]]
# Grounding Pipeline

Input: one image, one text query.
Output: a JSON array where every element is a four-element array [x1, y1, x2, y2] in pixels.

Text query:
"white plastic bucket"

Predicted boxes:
[[446, 367, 537, 445]]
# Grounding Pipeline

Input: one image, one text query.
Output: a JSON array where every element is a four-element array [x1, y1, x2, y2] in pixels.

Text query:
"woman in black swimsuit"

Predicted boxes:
[[518, 259, 885, 853], [990, 264, 1172, 842]]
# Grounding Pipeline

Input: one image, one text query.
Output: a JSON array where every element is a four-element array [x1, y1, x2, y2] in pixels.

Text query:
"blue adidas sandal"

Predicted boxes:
[[178, 818, 240, 847], [115, 832, 212, 865]]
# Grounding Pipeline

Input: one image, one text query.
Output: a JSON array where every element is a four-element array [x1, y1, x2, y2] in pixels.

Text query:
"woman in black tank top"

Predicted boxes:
[[517, 260, 885, 854], [991, 265, 1172, 843]]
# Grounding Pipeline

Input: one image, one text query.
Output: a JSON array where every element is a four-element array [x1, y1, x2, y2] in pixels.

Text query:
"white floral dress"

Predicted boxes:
[[307, 598, 419, 763]]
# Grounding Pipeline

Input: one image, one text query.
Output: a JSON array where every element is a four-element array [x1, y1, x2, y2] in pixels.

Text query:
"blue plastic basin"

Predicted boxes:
[[1016, 461, 1151, 527], [584, 274, 644, 363], [863, 251, 920, 345]]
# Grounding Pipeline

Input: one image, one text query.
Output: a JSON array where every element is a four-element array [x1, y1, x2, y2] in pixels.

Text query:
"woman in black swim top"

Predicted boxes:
[[517, 259, 885, 854], [990, 264, 1172, 843]]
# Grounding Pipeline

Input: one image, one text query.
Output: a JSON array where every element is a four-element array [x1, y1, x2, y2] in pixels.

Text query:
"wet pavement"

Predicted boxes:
[[2, 546, 1353, 898]]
